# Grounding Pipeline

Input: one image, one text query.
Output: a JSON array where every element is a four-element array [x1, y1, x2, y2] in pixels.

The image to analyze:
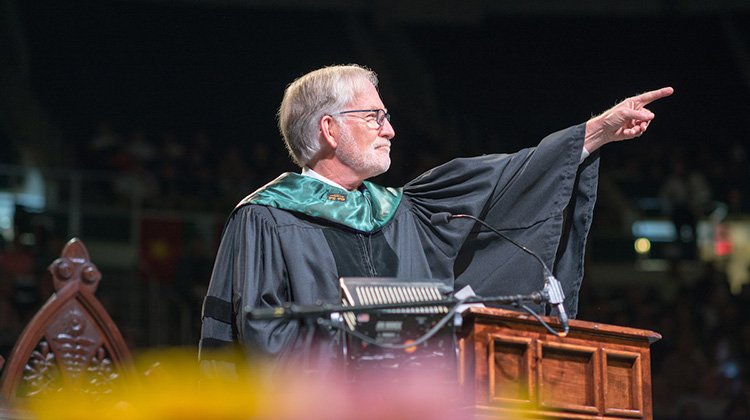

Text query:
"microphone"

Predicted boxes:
[[432, 211, 569, 336]]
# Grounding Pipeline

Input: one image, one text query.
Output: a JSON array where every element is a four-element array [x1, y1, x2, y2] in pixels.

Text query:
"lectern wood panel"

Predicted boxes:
[[538, 342, 599, 414], [459, 307, 660, 420], [604, 349, 644, 417], [489, 335, 533, 405]]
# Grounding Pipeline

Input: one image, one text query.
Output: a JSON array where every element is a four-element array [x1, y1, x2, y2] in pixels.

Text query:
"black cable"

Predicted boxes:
[[326, 296, 563, 349], [302, 318, 316, 369], [323, 296, 472, 350], [519, 303, 563, 337], [451, 213, 555, 279]]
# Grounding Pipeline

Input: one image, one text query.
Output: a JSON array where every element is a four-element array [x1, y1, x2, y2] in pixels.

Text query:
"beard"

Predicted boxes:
[[335, 124, 391, 179]]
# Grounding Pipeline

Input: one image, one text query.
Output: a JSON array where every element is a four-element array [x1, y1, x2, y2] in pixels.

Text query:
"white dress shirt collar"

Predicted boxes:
[[301, 167, 351, 191]]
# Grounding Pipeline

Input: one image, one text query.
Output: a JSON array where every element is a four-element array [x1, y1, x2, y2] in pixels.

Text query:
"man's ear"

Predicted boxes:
[[320, 115, 338, 149]]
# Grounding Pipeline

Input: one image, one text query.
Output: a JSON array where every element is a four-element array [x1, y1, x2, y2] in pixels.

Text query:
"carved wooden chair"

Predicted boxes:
[[0, 238, 134, 402]]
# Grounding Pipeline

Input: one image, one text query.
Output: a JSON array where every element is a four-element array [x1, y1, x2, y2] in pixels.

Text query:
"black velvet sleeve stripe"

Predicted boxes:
[[200, 337, 234, 349], [203, 296, 233, 324]]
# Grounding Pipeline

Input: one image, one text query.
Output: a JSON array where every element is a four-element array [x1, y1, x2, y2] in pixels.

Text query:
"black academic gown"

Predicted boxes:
[[200, 123, 599, 366]]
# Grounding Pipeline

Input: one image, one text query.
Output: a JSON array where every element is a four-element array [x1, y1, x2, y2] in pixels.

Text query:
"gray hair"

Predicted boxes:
[[278, 64, 378, 167]]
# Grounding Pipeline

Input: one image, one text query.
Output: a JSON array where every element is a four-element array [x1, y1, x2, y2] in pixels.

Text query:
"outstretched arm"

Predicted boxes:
[[584, 87, 674, 153]]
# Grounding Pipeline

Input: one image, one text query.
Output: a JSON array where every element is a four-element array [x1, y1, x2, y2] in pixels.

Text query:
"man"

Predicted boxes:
[[200, 64, 672, 365]]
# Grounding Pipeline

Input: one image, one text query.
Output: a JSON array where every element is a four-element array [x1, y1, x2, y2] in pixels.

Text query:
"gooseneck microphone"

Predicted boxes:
[[431, 211, 569, 336]]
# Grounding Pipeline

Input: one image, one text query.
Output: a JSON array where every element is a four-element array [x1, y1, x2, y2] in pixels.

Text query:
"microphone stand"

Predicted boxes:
[[245, 287, 569, 352], [245, 291, 547, 321]]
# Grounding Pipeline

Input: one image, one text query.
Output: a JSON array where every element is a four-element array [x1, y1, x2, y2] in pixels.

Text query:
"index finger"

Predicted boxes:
[[633, 87, 674, 106]]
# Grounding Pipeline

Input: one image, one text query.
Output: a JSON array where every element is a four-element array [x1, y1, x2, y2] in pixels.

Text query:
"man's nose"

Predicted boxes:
[[380, 117, 395, 140]]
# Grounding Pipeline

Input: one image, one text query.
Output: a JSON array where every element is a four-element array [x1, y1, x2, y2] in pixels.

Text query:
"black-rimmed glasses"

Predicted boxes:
[[332, 109, 391, 129]]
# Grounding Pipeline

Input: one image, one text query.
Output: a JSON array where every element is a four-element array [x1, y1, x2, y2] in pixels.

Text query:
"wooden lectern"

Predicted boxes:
[[458, 307, 661, 419]]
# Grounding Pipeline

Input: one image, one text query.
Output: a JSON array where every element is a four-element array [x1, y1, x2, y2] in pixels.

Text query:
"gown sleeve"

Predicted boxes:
[[199, 205, 299, 361], [402, 147, 534, 280], [454, 123, 599, 318], [405, 124, 599, 318]]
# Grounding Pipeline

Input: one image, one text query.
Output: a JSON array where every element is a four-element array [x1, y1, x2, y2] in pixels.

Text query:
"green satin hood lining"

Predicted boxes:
[[238, 173, 403, 233]]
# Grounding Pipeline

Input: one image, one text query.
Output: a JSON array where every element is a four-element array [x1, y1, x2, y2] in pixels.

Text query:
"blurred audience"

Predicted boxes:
[[580, 261, 750, 419], [660, 155, 712, 260]]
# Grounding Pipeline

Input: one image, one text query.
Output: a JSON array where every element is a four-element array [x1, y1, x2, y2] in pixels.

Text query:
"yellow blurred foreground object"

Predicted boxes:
[[22, 347, 528, 420], [25, 348, 269, 420]]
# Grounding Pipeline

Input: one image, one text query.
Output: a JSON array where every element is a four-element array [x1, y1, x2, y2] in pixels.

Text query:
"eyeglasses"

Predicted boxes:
[[332, 109, 391, 129]]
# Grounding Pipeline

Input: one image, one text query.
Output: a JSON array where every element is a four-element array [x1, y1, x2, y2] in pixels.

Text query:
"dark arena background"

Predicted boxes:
[[1, 0, 750, 418]]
